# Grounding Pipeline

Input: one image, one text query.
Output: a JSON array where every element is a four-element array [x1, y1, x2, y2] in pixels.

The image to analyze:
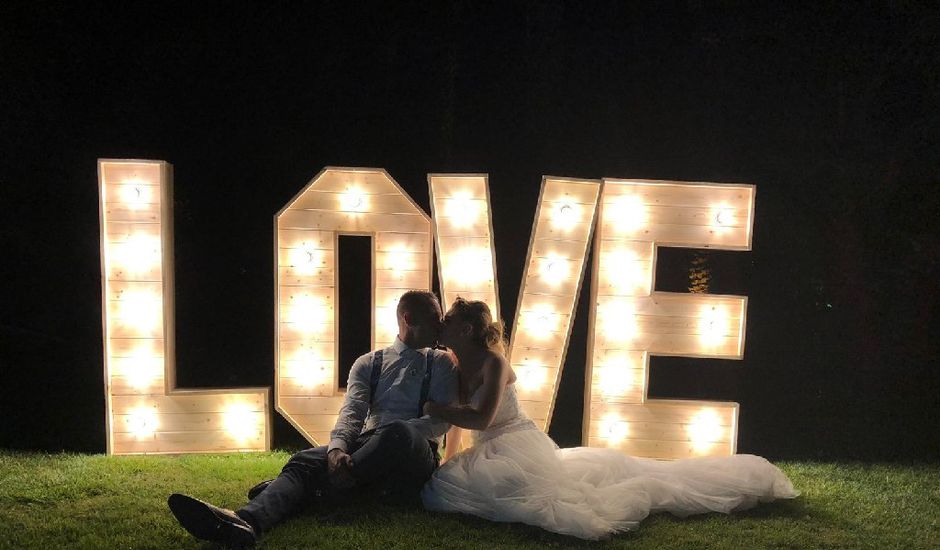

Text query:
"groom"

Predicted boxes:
[[168, 290, 458, 549]]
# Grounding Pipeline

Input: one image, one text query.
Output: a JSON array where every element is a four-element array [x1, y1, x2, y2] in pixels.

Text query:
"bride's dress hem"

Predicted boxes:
[[421, 386, 797, 541]]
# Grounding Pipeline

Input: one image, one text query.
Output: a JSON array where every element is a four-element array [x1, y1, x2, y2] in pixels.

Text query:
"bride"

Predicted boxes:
[[421, 298, 798, 540]]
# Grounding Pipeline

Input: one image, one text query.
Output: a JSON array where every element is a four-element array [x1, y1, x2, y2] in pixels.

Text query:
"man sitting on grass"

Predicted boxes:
[[168, 290, 458, 549]]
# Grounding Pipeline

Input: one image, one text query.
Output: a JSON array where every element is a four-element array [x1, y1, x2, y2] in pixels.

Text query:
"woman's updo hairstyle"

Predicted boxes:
[[448, 297, 507, 355]]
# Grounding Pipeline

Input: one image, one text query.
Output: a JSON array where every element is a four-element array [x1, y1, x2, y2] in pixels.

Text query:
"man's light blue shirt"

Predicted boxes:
[[328, 337, 458, 453]]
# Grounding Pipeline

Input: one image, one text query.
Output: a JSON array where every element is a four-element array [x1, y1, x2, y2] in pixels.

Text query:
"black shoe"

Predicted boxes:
[[167, 493, 257, 549], [247, 479, 274, 500]]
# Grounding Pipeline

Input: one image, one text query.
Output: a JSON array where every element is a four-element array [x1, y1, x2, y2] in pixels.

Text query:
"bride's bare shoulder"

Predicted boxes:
[[482, 350, 515, 384]]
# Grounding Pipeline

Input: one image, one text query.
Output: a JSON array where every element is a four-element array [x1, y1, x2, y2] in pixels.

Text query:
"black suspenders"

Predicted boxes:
[[368, 348, 433, 416]]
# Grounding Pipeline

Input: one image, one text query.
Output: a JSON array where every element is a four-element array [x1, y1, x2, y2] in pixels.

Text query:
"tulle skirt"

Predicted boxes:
[[421, 428, 798, 540]]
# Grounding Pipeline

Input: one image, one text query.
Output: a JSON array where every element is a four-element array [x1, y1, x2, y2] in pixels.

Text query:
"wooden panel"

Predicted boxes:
[[533, 207, 595, 235], [289, 191, 421, 214], [276, 229, 336, 250], [277, 287, 335, 307], [276, 267, 335, 286], [585, 437, 735, 460], [375, 268, 430, 288], [541, 179, 603, 204], [374, 232, 432, 253], [109, 376, 167, 396], [276, 248, 335, 269], [508, 347, 563, 367], [285, 414, 344, 432], [375, 250, 430, 272], [112, 430, 266, 455], [279, 210, 429, 234], [599, 220, 752, 250], [278, 340, 335, 358], [602, 179, 754, 208], [99, 161, 162, 187], [278, 396, 346, 415], [426, 175, 487, 196], [103, 205, 161, 223], [285, 169, 404, 196], [113, 411, 265, 434], [111, 392, 267, 415]]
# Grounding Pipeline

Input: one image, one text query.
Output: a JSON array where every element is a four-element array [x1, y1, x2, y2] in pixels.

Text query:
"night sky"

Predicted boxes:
[[1, 2, 937, 460]]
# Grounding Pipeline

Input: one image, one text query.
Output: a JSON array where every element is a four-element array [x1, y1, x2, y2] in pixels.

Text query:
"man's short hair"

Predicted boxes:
[[396, 290, 440, 319]]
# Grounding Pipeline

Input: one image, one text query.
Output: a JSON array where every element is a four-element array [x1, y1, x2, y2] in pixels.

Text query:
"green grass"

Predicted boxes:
[[0, 452, 937, 549]]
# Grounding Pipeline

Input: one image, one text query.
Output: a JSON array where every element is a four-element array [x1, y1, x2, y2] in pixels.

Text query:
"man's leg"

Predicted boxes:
[[350, 420, 438, 497], [237, 445, 332, 533]]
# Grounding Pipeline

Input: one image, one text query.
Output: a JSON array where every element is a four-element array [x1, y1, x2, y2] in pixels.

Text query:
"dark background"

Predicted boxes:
[[1, 2, 937, 460]]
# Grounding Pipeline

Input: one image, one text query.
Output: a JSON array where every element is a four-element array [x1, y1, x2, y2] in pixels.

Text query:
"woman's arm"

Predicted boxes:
[[442, 425, 463, 462], [423, 353, 511, 431]]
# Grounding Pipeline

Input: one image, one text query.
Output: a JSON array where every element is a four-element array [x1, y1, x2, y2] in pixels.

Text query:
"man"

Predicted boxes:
[[168, 290, 458, 549]]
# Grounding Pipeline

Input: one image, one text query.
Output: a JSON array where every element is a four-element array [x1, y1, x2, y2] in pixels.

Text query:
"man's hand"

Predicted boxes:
[[327, 449, 356, 489]]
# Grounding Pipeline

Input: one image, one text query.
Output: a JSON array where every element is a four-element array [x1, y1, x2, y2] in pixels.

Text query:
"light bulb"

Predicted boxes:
[[119, 290, 162, 334], [713, 204, 734, 227], [515, 362, 547, 392], [290, 351, 329, 389], [224, 403, 258, 443], [526, 305, 557, 339], [688, 409, 722, 453], [600, 299, 637, 342], [340, 188, 367, 212], [447, 248, 492, 286], [604, 249, 646, 295], [120, 179, 152, 210], [601, 414, 629, 444], [113, 234, 161, 275], [288, 294, 329, 333], [127, 407, 158, 438], [551, 201, 579, 229], [599, 357, 634, 399], [289, 244, 322, 276], [540, 254, 570, 285], [699, 305, 728, 346], [377, 297, 401, 340], [386, 245, 413, 272], [445, 191, 481, 228], [124, 347, 163, 390], [609, 195, 647, 233]]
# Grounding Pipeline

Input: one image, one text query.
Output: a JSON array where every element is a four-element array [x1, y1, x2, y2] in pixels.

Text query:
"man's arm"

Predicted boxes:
[[424, 353, 509, 431], [328, 353, 373, 453], [405, 351, 457, 439]]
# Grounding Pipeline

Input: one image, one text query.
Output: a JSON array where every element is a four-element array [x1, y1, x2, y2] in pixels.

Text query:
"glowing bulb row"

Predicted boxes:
[[126, 403, 263, 443], [595, 302, 730, 345], [606, 195, 737, 234], [600, 409, 724, 452], [287, 243, 416, 275]]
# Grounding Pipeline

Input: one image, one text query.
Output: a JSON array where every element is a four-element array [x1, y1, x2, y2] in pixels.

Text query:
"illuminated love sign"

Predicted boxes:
[[99, 162, 754, 459]]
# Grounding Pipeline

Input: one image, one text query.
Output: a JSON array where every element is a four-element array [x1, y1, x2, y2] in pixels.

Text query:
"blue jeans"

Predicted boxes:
[[237, 420, 438, 533]]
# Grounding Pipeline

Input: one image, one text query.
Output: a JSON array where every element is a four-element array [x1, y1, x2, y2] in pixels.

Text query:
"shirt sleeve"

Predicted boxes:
[[328, 353, 373, 453], [404, 350, 458, 440]]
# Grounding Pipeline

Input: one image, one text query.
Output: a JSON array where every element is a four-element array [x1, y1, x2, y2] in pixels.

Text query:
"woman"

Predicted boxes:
[[421, 298, 797, 540]]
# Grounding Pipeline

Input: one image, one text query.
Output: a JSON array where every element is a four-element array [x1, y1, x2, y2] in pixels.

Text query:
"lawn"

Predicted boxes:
[[0, 451, 936, 549]]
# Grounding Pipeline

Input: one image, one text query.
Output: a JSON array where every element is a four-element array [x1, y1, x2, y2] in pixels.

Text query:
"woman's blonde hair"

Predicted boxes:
[[448, 297, 507, 355]]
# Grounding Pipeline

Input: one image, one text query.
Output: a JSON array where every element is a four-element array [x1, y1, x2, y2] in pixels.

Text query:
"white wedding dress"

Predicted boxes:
[[421, 384, 798, 540]]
